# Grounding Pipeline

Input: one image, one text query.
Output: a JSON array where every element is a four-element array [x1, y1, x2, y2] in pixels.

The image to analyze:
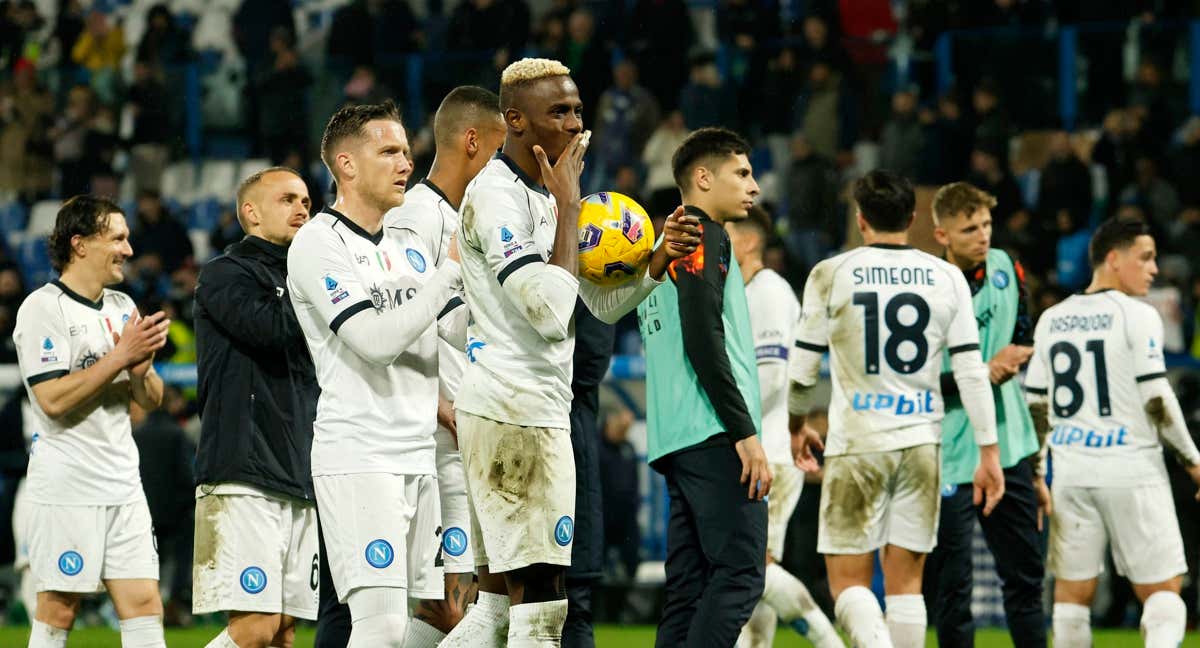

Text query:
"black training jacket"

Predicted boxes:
[[193, 236, 318, 500]]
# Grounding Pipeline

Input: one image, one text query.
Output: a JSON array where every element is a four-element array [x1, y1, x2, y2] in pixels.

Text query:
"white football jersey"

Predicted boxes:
[[1025, 290, 1170, 487], [745, 268, 801, 464], [287, 209, 444, 477], [13, 282, 143, 505], [385, 179, 468, 399], [792, 244, 980, 456], [455, 154, 574, 429]]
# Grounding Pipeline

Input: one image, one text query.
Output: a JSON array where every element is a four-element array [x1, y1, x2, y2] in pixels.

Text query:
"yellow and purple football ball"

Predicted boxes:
[[577, 192, 656, 286]]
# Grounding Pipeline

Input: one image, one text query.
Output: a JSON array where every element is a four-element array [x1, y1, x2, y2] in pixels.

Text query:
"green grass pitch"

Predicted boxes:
[[0, 624, 1187, 646]]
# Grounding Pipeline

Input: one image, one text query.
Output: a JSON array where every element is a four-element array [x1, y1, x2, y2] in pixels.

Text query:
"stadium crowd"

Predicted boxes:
[[2, 0, 1200, 639]]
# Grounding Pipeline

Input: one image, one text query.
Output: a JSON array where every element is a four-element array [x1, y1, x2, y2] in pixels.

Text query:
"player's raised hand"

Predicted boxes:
[[1033, 476, 1052, 531], [973, 443, 1006, 516], [113, 310, 170, 369], [791, 424, 824, 473], [532, 129, 590, 209], [735, 435, 772, 500], [660, 206, 701, 259]]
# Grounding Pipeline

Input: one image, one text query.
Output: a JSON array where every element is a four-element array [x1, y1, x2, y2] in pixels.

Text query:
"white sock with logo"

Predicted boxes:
[[439, 591, 510, 647], [1052, 602, 1092, 648], [1141, 591, 1186, 648], [884, 594, 925, 648], [28, 620, 68, 648], [834, 586, 892, 648]]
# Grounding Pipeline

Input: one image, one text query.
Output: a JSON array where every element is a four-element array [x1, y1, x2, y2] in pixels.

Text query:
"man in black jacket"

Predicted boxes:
[[193, 166, 319, 648]]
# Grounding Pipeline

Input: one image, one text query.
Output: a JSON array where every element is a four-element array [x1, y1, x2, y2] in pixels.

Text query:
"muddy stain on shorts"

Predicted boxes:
[[488, 425, 545, 504], [897, 445, 940, 533], [823, 453, 887, 544], [193, 496, 224, 571]]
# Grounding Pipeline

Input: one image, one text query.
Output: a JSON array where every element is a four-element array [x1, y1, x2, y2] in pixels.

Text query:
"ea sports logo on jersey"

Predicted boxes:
[[554, 516, 574, 546], [406, 248, 427, 273], [992, 269, 1009, 289], [365, 539, 394, 568], [240, 566, 267, 594], [443, 527, 468, 557], [58, 551, 83, 576]]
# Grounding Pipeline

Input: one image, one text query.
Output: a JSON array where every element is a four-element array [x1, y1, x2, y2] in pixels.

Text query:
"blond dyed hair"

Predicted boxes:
[[501, 58, 571, 87]]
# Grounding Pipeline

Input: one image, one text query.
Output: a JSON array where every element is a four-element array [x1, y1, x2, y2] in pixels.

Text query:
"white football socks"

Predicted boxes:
[[28, 620, 68, 648], [1141, 591, 1186, 648], [347, 586, 410, 647], [204, 628, 239, 648], [762, 563, 841, 647], [883, 594, 925, 648], [440, 591, 510, 647], [405, 618, 448, 648], [1052, 602, 1092, 648], [507, 600, 568, 647], [737, 600, 777, 648], [834, 586, 892, 648]]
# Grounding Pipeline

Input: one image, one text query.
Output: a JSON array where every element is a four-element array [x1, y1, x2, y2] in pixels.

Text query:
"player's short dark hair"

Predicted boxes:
[[671, 127, 751, 190], [49, 195, 123, 272], [235, 166, 304, 228], [1089, 214, 1151, 268], [434, 86, 502, 146], [320, 99, 403, 178], [853, 170, 916, 233]]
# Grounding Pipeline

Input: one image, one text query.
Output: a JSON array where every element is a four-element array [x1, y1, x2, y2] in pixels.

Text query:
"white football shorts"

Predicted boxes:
[[28, 497, 158, 594]]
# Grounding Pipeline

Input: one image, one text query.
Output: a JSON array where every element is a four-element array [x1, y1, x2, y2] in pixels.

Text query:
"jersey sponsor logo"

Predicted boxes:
[[365, 539, 394, 568], [755, 344, 789, 361], [554, 516, 574, 546], [324, 274, 350, 304], [851, 390, 936, 416], [1050, 424, 1129, 448], [500, 226, 515, 243], [77, 351, 100, 370], [991, 269, 1009, 289], [406, 248, 426, 273], [368, 283, 418, 312], [578, 223, 602, 252], [466, 337, 486, 363], [57, 550, 83, 576], [240, 566, 267, 594], [443, 527, 468, 557]]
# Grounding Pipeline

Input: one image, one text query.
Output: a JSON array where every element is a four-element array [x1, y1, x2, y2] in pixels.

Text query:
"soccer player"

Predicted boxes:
[[13, 195, 170, 648], [789, 170, 1005, 648], [193, 167, 320, 648], [637, 127, 772, 648], [384, 85, 507, 646], [1025, 216, 1200, 648], [449, 58, 697, 647], [727, 207, 841, 648], [287, 100, 467, 647], [922, 182, 1046, 648]]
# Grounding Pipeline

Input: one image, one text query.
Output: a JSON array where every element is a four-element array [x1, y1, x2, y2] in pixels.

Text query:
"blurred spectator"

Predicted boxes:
[[71, 9, 125, 103], [342, 66, 395, 106], [591, 59, 659, 190], [971, 79, 1010, 168], [916, 92, 972, 185], [131, 190, 193, 276], [793, 58, 856, 164], [599, 405, 640, 581], [280, 150, 326, 214], [558, 8, 609, 117], [254, 27, 312, 165], [208, 208, 241, 257], [878, 86, 922, 180], [79, 104, 120, 198], [0, 0, 43, 73], [534, 12, 566, 55], [447, 0, 531, 83], [126, 61, 172, 194], [793, 14, 849, 74], [970, 143, 1040, 269], [1128, 59, 1175, 154], [642, 111, 689, 218], [1173, 207, 1200, 260], [233, 0, 294, 73], [136, 4, 192, 69], [760, 48, 803, 137], [0, 262, 26, 363], [1169, 117, 1200, 207], [716, 0, 778, 131], [1037, 131, 1093, 229], [326, 0, 419, 73], [0, 59, 53, 201], [1093, 109, 1145, 201], [611, 165, 645, 209], [626, 0, 694, 111], [49, 84, 98, 197], [50, 0, 86, 74], [1119, 155, 1180, 241], [131, 388, 196, 625], [785, 132, 841, 275], [679, 52, 736, 131]]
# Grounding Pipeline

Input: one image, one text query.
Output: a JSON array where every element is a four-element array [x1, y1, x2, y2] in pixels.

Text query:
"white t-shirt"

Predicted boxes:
[[13, 281, 143, 505], [385, 179, 468, 399], [791, 244, 980, 456], [745, 268, 800, 465], [454, 154, 574, 429], [1025, 290, 1170, 487], [287, 209, 448, 477]]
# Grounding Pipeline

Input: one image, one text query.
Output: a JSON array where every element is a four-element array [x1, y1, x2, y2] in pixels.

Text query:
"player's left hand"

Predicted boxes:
[[1186, 464, 1200, 501], [437, 396, 458, 446], [988, 345, 1034, 385], [1033, 476, 1052, 531], [792, 424, 823, 473], [973, 443, 1006, 516], [660, 206, 700, 259], [735, 435, 772, 500]]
